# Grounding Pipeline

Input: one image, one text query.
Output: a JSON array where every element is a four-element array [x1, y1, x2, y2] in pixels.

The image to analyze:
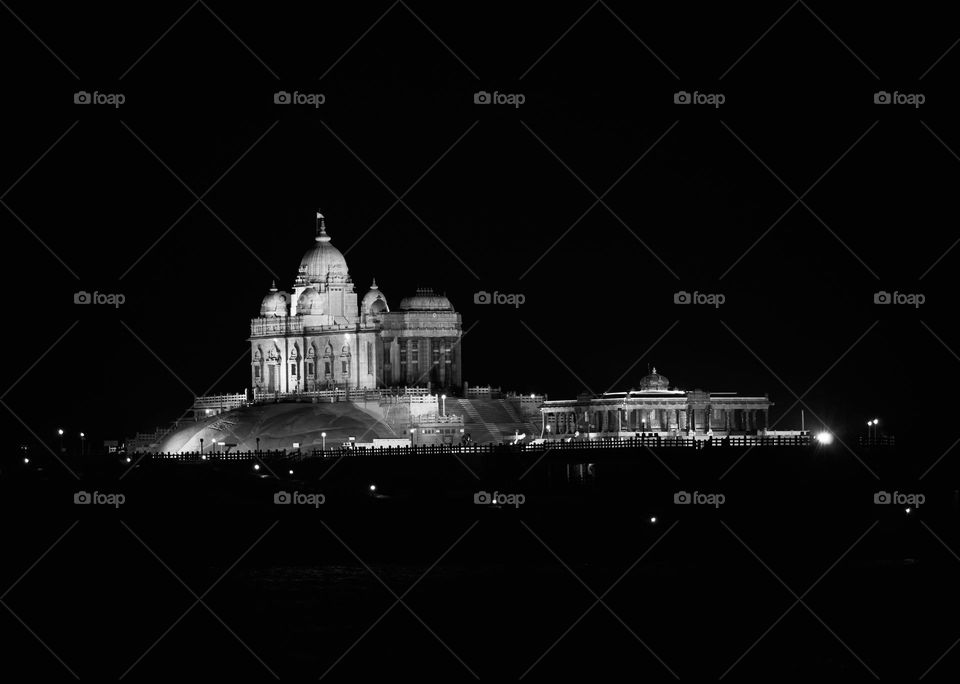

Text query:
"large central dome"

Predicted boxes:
[[299, 220, 349, 283]]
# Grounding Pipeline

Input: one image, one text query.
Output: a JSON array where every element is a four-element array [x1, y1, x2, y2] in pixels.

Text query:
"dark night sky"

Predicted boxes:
[[3, 2, 959, 454]]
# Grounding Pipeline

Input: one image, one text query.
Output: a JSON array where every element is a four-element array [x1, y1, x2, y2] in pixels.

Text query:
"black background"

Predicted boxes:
[[4, 3, 960, 682], [2, 1, 958, 460]]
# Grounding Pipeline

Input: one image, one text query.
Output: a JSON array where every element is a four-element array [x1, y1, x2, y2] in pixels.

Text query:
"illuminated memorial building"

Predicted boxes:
[[250, 213, 463, 395], [133, 216, 777, 453], [540, 368, 774, 437]]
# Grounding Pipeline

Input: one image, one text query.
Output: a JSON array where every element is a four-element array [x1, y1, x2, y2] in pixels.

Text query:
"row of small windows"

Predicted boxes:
[[289, 360, 347, 376], [254, 359, 344, 378]]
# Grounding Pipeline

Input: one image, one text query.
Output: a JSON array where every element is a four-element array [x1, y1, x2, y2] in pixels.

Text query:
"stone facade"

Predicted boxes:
[[540, 368, 773, 437], [249, 213, 462, 393]]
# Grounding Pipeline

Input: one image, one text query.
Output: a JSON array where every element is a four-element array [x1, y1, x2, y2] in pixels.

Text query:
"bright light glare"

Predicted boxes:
[[815, 431, 834, 445]]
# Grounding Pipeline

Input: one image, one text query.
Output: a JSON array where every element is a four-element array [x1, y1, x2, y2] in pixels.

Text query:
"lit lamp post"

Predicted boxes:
[[80, 432, 85, 457], [441, 394, 446, 416], [57, 428, 64, 453], [321, 432, 327, 452]]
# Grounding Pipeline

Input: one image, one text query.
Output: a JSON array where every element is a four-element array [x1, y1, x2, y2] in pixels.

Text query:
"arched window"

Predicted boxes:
[[323, 344, 333, 377], [341, 345, 351, 375], [252, 350, 263, 380]]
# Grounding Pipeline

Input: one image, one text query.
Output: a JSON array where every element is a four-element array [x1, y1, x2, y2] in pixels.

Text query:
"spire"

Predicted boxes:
[[315, 210, 330, 242], [270, 280, 277, 292], [370, 277, 378, 290]]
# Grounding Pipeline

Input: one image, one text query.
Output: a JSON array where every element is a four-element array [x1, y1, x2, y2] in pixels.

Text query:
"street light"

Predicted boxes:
[[321, 432, 327, 451], [57, 428, 64, 453], [441, 394, 446, 416], [80, 432, 85, 457], [867, 418, 879, 441]]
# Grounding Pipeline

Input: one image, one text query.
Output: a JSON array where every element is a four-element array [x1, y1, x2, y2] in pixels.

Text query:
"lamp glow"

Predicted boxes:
[[815, 431, 834, 445]]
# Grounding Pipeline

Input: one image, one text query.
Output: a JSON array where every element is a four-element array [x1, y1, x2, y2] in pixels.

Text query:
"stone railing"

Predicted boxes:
[[194, 392, 248, 411], [465, 385, 501, 399], [250, 317, 303, 337]]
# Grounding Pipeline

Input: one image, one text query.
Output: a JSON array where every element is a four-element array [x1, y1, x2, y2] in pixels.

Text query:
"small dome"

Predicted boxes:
[[260, 283, 288, 317], [299, 219, 349, 283], [639, 367, 670, 391], [399, 287, 453, 311], [297, 287, 323, 315], [361, 278, 390, 314]]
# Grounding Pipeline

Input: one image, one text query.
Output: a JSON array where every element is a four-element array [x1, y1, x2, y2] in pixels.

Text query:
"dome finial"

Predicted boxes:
[[370, 277, 378, 289], [316, 210, 330, 242], [270, 280, 277, 292]]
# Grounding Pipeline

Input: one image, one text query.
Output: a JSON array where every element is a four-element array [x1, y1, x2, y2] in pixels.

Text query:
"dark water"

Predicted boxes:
[[2, 446, 959, 681]]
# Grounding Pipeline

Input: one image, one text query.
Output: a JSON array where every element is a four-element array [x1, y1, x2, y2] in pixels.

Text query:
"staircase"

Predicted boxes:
[[444, 398, 542, 444], [499, 399, 541, 438], [449, 398, 502, 444]]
